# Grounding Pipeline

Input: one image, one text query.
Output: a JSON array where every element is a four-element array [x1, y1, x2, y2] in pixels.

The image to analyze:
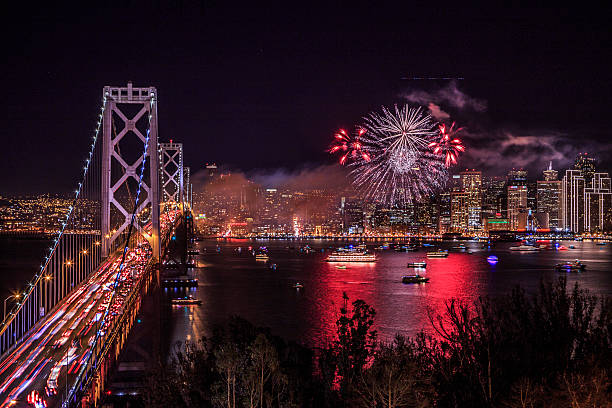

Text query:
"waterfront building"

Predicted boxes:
[[537, 162, 561, 229], [482, 176, 506, 219], [450, 191, 469, 233], [460, 170, 482, 233], [507, 185, 528, 230], [341, 197, 364, 234], [584, 172, 612, 232], [484, 216, 510, 233], [560, 169, 585, 233], [574, 153, 596, 186], [437, 192, 452, 234]]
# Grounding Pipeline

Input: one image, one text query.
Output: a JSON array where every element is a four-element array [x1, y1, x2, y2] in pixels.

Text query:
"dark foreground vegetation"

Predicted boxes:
[[146, 277, 611, 407]]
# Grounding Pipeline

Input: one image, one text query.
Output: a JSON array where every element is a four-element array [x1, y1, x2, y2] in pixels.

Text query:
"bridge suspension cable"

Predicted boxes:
[[0, 94, 108, 357]]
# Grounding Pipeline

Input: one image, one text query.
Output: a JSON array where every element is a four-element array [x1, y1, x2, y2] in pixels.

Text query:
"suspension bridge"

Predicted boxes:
[[0, 82, 193, 407]]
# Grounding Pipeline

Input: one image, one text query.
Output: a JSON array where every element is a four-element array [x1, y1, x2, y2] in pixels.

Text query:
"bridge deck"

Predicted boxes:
[[0, 244, 152, 408]]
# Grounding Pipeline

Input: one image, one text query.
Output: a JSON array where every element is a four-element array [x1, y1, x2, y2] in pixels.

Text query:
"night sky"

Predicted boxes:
[[1, 2, 611, 194]]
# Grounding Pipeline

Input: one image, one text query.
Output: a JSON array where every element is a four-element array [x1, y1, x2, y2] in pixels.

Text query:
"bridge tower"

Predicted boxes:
[[101, 82, 160, 259], [159, 141, 184, 205], [183, 166, 192, 208]]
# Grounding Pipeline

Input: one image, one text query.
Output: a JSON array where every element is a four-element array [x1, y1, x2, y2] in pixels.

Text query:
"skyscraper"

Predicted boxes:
[[574, 153, 596, 186], [584, 172, 612, 232], [507, 169, 528, 187], [560, 169, 585, 233], [460, 170, 482, 232], [450, 191, 469, 233], [537, 162, 561, 229], [482, 176, 506, 219], [507, 185, 528, 230]]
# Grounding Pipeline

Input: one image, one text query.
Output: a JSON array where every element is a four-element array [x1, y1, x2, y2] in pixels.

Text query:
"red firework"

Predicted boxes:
[[428, 122, 465, 167], [329, 128, 371, 165]]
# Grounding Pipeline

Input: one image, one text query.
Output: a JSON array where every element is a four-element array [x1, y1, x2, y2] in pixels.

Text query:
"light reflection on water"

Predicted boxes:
[[167, 239, 612, 348]]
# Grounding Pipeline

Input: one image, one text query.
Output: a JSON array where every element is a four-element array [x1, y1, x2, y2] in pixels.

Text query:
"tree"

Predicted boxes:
[[358, 336, 432, 408], [248, 333, 280, 407]]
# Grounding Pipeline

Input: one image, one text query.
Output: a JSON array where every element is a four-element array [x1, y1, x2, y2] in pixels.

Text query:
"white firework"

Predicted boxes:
[[350, 104, 447, 205]]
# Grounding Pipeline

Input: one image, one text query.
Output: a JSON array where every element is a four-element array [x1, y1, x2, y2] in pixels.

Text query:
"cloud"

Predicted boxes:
[[402, 81, 487, 112], [427, 102, 450, 121], [458, 129, 604, 176]]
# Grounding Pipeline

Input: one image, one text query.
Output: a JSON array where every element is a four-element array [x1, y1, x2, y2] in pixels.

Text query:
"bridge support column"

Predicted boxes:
[[101, 82, 160, 260]]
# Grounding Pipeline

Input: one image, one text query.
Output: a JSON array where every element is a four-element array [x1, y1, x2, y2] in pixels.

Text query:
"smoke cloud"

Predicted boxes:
[[427, 102, 450, 121], [402, 81, 487, 112], [191, 164, 351, 194]]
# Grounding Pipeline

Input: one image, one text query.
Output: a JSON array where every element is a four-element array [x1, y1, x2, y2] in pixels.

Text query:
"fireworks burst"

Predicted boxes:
[[328, 128, 371, 165], [428, 122, 465, 167], [349, 105, 447, 206]]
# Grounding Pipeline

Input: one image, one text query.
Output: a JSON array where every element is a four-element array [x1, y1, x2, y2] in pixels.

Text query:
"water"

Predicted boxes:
[[2, 237, 610, 347], [166, 239, 612, 347], [0, 237, 50, 303]]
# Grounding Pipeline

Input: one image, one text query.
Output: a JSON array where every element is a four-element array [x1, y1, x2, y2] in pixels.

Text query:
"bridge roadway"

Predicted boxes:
[[0, 243, 152, 407]]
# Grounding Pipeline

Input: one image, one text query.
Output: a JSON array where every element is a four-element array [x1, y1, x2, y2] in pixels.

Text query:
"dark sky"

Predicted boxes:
[[1, 2, 611, 194]]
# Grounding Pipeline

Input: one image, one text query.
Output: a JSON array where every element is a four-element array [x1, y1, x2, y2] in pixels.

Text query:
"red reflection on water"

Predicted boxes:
[[307, 249, 485, 347]]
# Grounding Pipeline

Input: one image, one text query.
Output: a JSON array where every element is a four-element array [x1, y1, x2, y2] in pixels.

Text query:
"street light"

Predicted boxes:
[[3, 293, 21, 320]]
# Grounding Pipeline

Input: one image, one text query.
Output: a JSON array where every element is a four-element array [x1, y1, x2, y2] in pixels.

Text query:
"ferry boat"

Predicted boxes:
[[407, 261, 427, 268], [509, 245, 539, 252], [402, 274, 429, 284], [255, 253, 269, 261], [171, 296, 202, 305], [325, 246, 376, 262], [293, 282, 304, 289], [162, 278, 198, 288], [555, 260, 586, 272], [426, 250, 448, 258]]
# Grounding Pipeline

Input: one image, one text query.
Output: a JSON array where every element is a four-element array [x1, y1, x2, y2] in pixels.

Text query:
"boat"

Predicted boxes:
[[293, 282, 304, 289], [451, 244, 466, 251], [326, 246, 377, 262], [555, 260, 586, 272], [162, 278, 198, 288], [405, 245, 418, 251], [407, 261, 427, 268], [255, 253, 269, 261], [402, 275, 429, 284], [596, 241, 606, 246], [171, 296, 202, 305], [427, 250, 448, 258], [335, 265, 347, 269], [509, 245, 539, 251]]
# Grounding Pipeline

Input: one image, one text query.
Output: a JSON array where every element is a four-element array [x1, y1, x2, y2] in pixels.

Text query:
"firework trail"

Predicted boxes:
[[328, 128, 371, 165], [349, 105, 447, 205], [428, 122, 465, 167]]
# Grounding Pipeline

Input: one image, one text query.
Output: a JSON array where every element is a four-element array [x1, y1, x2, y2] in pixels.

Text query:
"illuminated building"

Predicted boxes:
[[450, 191, 469, 233], [574, 153, 596, 186], [560, 169, 585, 233], [507, 185, 528, 230], [507, 169, 528, 187], [484, 217, 510, 233], [460, 170, 482, 232], [437, 192, 452, 234], [482, 176, 505, 219], [584, 172, 612, 232], [340, 197, 364, 234], [537, 162, 561, 229]]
